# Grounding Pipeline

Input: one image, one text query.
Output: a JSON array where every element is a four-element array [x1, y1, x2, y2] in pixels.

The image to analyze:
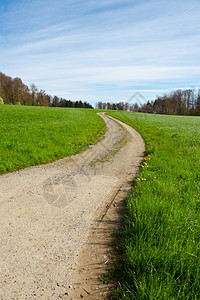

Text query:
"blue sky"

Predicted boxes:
[[0, 0, 200, 105]]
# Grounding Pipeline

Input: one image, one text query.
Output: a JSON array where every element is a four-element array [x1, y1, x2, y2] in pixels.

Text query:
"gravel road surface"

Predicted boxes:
[[0, 114, 144, 299]]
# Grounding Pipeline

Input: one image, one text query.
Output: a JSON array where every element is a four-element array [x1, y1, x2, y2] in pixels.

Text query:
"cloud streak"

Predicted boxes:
[[0, 0, 200, 103]]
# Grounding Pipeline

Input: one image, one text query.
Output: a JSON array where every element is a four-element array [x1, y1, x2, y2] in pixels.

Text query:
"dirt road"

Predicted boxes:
[[0, 114, 144, 299]]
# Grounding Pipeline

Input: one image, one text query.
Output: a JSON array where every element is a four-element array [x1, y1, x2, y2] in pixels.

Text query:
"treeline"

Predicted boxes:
[[148, 89, 200, 115], [96, 101, 140, 112], [51, 96, 93, 109], [96, 89, 200, 115], [0, 72, 93, 109]]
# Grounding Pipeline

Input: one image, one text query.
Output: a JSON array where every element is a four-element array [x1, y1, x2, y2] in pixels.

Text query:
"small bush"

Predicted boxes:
[[16, 101, 21, 106], [0, 97, 4, 105]]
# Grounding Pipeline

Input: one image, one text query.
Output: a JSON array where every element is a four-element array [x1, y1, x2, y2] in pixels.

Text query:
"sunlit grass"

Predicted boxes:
[[0, 105, 105, 174], [106, 111, 200, 299]]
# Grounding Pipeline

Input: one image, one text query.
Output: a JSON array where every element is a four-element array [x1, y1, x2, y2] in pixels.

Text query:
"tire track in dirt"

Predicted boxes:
[[0, 114, 144, 299]]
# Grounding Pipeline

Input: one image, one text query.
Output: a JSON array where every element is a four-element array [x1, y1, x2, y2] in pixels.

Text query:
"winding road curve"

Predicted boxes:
[[0, 114, 144, 299]]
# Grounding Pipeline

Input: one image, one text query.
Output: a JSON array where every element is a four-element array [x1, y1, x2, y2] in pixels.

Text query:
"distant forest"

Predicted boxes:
[[97, 89, 200, 116], [1, 72, 200, 115], [0, 72, 93, 109]]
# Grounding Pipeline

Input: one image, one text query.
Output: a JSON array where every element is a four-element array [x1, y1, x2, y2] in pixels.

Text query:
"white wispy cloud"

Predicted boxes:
[[0, 0, 200, 103]]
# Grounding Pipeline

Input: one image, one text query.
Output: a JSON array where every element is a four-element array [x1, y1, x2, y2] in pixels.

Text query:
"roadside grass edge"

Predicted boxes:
[[105, 111, 200, 300]]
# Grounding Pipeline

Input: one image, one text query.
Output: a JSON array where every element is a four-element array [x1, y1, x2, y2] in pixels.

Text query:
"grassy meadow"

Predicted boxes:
[[0, 105, 105, 174], [1, 104, 200, 298], [106, 111, 200, 299]]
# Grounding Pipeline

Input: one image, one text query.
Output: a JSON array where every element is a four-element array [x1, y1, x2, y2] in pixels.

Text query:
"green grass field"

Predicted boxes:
[[1, 105, 200, 298], [0, 105, 105, 174], [106, 111, 200, 299]]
